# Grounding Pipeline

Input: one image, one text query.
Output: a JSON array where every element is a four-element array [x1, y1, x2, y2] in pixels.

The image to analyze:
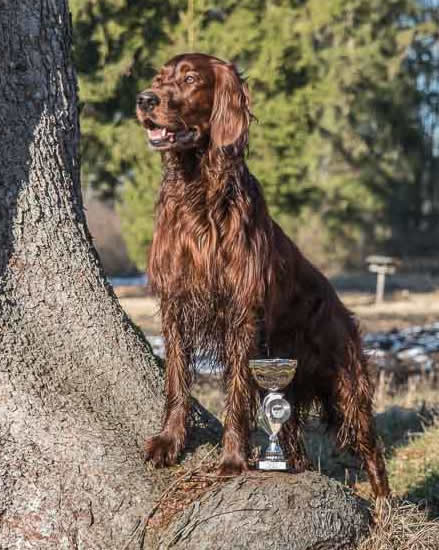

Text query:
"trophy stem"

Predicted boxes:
[[266, 435, 284, 460]]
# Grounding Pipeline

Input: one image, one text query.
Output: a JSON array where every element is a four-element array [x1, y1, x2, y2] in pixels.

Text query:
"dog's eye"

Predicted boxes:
[[184, 75, 195, 84]]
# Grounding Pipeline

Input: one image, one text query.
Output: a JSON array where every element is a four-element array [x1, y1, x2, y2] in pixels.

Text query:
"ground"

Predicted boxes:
[[118, 288, 439, 335], [117, 286, 439, 549]]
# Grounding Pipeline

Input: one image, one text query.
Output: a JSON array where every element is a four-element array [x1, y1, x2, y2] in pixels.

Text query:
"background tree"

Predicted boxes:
[[71, 0, 439, 271]]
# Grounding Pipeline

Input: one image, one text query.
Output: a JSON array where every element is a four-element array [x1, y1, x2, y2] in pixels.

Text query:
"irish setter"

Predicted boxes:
[[136, 53, 389, 497]]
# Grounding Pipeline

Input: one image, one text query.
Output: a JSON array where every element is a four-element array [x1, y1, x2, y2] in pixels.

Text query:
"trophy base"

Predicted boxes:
[[257, 459, 289, 471]]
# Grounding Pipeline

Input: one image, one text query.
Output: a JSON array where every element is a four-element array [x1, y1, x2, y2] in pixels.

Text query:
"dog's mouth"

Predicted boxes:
[[144, 119, 197, 150]]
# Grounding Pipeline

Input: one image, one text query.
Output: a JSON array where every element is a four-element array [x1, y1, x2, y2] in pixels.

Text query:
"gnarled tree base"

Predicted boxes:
[[156, 471, 370, 550]]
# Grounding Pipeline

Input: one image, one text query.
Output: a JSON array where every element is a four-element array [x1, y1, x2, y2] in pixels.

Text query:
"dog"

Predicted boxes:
[[136, 53, 389, 497]]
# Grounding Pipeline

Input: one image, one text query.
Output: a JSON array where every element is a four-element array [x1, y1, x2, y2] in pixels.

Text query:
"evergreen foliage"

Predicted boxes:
[[71, 0, 439, 270]]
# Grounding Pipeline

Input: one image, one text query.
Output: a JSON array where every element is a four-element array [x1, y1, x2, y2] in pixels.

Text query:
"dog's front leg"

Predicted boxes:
[[145, 311, 191, 467], [218, 320, 256, 476]]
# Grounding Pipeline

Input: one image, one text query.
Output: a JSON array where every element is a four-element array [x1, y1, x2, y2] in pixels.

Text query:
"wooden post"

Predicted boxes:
[[366, 256, 398, 305], [375, 269, 386, 304]]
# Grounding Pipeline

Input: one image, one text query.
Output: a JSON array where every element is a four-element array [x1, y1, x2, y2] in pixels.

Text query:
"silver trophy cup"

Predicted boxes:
[[249, 358, 298, 471]]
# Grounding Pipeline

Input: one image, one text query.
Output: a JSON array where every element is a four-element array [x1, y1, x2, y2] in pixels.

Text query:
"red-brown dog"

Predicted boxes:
[[136, 53, 389, 498]]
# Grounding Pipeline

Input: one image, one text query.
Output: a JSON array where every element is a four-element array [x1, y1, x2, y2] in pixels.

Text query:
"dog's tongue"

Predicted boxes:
[[147, 127, 176, 142]]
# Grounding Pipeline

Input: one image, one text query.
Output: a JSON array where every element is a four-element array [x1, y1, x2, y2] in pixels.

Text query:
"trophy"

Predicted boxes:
[[249, 358, 298, 471]]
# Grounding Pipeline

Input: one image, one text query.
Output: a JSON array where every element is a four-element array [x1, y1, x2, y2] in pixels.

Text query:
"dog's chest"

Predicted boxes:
[[164, 196, 238, 279], [151, 174, 266, 311]]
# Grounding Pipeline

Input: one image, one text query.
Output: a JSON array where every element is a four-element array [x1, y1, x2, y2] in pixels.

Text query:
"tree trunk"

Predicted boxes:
[[0, 1, 370, 549], [0, 2, 219, 548]]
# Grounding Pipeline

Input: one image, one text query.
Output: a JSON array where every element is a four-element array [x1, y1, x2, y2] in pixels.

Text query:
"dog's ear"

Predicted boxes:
[[210, 63, 251, 151]]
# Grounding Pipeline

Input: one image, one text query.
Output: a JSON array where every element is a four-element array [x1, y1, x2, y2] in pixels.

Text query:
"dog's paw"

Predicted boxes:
[[144, 433, 180, 467], [217, 454, 249, 477]]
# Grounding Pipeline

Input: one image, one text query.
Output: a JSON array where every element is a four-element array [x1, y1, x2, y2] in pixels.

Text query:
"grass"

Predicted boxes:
[[359, 500, 439, 550], [387, 424, 439, 513]]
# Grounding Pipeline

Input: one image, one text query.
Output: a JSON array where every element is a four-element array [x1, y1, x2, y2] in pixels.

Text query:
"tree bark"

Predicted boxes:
[[0, 2, 219, 548], [159, 472, 370, 550], [0, 1, 370, 549]]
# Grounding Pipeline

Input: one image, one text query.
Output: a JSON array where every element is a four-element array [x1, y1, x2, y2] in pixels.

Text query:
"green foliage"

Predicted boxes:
[[71, 0, 439, 271], [116, 152, 160, 269]]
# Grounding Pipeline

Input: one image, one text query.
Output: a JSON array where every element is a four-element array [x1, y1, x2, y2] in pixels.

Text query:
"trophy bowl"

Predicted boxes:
[[249, 358, 298, 471], [249, 358, 297, 391]]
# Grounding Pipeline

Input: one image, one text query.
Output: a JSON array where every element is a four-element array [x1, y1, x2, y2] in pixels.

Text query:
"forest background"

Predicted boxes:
[[70, 0, 439, 274]]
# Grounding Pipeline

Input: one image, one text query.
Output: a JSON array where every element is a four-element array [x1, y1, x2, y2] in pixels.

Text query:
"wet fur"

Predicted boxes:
[[139, 53, 389, 497]]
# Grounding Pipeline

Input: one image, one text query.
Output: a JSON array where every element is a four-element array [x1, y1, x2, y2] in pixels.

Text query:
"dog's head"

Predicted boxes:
[[136, 53, 251, 153]]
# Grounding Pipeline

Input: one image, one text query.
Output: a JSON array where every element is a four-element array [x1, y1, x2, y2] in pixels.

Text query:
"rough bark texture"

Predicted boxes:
[[0, 1, 370, 549], [158, 472, 370, 550], [0, 2, 219, 548]]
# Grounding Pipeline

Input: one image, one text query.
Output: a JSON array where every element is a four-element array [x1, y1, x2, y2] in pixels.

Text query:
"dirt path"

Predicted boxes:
[[342, 291, 439, 332]]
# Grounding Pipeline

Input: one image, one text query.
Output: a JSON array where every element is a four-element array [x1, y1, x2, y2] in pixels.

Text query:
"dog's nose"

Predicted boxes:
[[136, 91, 160, 112]]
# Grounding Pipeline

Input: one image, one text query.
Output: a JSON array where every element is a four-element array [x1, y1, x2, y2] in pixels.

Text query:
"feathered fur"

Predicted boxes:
[[137, 53, 389, 497]]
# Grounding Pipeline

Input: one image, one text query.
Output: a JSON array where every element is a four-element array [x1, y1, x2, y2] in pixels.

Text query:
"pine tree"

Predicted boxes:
[[71, 0, 439, 269]]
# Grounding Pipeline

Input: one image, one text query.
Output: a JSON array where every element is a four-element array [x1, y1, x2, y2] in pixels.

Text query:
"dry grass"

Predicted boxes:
[[374, 371, 439, 413], [387, 423, 439, 511], [359, 500, 439, 550], [118, 289, 439, 334]]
